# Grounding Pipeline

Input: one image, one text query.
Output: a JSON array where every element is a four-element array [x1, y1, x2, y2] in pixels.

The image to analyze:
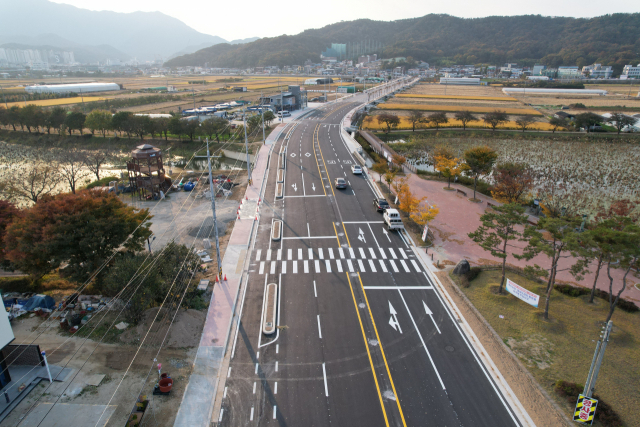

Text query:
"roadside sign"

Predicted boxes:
[[505, 278, 540, 308], [574, 395, 598, 424], [422, 225, 429, 242]]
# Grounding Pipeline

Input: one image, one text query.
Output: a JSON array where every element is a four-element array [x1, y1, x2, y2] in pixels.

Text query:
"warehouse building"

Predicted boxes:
[[25, 82, 121, 94]]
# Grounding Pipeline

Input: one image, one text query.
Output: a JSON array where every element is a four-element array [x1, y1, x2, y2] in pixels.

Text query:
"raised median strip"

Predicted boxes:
[[277, 169, 284, 183], [271, 219, 282, 241], [262, 283, 278, 335], [276, 182, 283, 199]]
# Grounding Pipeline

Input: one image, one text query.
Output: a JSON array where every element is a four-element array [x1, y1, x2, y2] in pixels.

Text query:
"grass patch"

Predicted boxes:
[[62, 315, 126, 344], [455, 269, 640, 426], [83, 176, 120, 189]]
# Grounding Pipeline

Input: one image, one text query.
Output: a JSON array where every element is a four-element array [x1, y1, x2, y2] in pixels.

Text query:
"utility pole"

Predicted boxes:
[[243, 107, 252, 185], [0, 85, 7, 108], [260, 92, 266, 144], [206, 138, 223, 281], [583, 320, 613, 397]]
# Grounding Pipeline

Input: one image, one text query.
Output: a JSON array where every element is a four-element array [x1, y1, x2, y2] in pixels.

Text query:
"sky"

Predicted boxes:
[[50, 0, 640, 40]]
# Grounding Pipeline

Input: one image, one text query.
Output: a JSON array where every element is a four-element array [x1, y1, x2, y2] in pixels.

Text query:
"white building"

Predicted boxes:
[[582, 64, 613, 79], [622, 64, 640, 79], [532, 64, 546, 76], [557, 66, 581, 79], [439, 77, 480, 85]]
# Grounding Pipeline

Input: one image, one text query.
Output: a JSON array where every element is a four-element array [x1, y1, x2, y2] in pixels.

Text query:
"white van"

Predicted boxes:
[[383, 209, 404, 231]]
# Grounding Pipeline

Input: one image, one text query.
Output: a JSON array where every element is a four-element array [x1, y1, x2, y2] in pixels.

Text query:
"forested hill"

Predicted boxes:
[[165, 13, 640, 74]]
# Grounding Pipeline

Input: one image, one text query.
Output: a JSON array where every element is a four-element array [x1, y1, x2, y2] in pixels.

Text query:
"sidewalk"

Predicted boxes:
[[371, 172, 639, 302]]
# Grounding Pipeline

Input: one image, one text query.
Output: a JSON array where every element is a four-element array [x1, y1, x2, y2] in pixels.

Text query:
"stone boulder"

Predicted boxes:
[[453, 259, 470, 275]]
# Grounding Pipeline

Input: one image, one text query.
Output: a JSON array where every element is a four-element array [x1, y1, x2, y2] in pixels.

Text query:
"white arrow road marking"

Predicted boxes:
[[388, 301, 402, 334], [358, 228, 366, 243], [292, 183, 297, 192], [382, 228, 391, 242], [421, 301, 441, 334], [312, 183, 316, 191]]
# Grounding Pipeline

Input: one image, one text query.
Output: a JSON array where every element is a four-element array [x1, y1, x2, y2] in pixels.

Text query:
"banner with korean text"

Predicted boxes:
[[506, 278, 540, 308]]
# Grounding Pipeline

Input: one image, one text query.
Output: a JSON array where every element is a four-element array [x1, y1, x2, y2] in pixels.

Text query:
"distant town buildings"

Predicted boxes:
[[557, 66, 581, 79], [582, 63, 613, 79], [622, 64, 640, 79], [0, 47, 76, 69]]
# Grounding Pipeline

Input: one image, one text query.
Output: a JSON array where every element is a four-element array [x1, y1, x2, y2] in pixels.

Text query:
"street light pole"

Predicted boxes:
[[207, 138, 223, 280], [243, 107, 252, 185], [583, 320, 613, 397]]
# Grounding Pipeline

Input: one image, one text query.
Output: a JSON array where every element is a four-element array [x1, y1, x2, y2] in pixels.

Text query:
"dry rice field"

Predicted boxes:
[[396, 94, 518, 102], [5, 96, 108, 108], [363, 114, 555, 131], [377, 103, 543, 115]]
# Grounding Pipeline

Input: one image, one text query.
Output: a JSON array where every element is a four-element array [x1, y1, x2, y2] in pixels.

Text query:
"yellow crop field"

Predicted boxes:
[[377, 103, 543, 116], [363, 116, 556, 131], [396, 94, 518, 101], [4, 96, 108, 108]]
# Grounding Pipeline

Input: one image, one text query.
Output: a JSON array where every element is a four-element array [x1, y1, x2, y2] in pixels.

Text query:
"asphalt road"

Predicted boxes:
[[220, 96, 523, 426]]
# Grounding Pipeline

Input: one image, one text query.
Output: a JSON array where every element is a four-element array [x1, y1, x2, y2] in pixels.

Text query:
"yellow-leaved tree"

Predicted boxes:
[[410, 201, 439, 227], [433, 145, 468, 189]]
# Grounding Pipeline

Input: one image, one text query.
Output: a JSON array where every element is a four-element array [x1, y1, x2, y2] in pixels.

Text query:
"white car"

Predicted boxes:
[[351, 165, 362, 174]]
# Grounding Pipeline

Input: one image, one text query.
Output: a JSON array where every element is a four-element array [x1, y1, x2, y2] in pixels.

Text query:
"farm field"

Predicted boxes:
[[396, 94, 519, 101], [4, 96, 109, 107], [363, 115, 555, 131], [377, 103, 543, 115]]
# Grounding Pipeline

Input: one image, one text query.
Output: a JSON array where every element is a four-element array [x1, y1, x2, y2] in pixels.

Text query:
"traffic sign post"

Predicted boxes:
[[574, 394, 598, 424], [422, 225, 429, 242]]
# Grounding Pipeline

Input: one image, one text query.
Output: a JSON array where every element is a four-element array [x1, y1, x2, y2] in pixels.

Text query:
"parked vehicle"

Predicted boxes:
[[373, 197, 389, 212], [334, 178, 347, 189], [383, 208, 404, 230], [351, 165, 362, 174], [278, 111, 291, 117]]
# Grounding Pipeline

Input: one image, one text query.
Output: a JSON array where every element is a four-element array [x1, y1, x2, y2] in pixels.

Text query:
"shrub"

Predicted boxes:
[[554, 380, 623, 427], [570, 103, 587, 109], [555, 284, 639, 313], [465, 266, 482, 282]]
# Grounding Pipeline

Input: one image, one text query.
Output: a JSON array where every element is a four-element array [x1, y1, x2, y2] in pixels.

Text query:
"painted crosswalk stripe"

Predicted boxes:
[[282, 261, 287, 274], [328, 248, 335, 259], [259, 262, 265, 274], [288, 249, 292, 260], [358, 247, 366, 258], [266, 249, 272, 261], [325, 260, 331, 273], [338, 248, 345, 259], [368, 248, 377, 259], [336, 260, 343, 272], [389, 260, 399, 273], [379, 260, 388, 272], [358, 260, 366, 272], [399, 248, 408, 259], [368, 259, 377, 273], [315, 260, 320, 273], [400, 260, 410, 272], [411, 260, 421, 272], [256, 250, 262, 261], [293, 261, 298, 274], [349, 248, 355, 259], [277, 249, 282, 261], [379, 248, 387, 259], [298, 248, 303, 260], [304, 260, 309, 274], [309, 248, 314, 260], [388, 248, 398, 259], [270, 261, 276, 274], [319, 248, 324, 259], [347, 260, 355, 272]]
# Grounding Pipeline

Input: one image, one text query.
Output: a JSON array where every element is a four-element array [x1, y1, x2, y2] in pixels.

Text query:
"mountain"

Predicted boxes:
[[0, 0, 227, 61], [229, 37, 260, 45], [165, 14, 640, 74]]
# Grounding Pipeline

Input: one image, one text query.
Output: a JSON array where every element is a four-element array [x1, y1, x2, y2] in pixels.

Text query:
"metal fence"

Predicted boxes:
[[2, 344, 45, 367]]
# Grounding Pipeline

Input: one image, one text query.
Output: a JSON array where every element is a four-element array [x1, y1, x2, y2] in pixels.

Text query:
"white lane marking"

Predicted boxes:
[[313, 280, 317, 297], [379, 248, 387, 259], [227, 367, 232, 377], [399, 248, 408, 259], [270, 261, 276, 274], [336, 260, 343, 272], [293, 261, 298, 274], [256, 249, 262, 261], [328, 248, 335, 259], [304, 260, 309, 273], [358, 259, 366, 272], [266, 249, 272, 261], [325, 260, 331, 273], [423, 301, 442, 334], [397, 289, 446, 390], [277, 249, 282, 260], [223, 386, 227, 398], [219, 409, 224, 422], [307, 223, 311, 237], [288, 249, 292, 260], [317, 315, 322, 338], [379, 260, 388, 272], [315, 260, 321, 273], [282, 261, 287, 274], [349, 248, 356, 258], [275, 382, 278, 394], [275, 361, 279, 372], [369, 248, 377, 259], [389, 248, 398, 259], [276, 344, 279, 354], [344, 171, 346, 176], [253, 382, 256, 394], [359, 247, 366, 258], [273, 406, 277, 420], [259, 262, 265, 275], [309, 248, 314, 259], [257, 351, 259, 359], [400, 260, 411, 272], [250, 407, 254, 421], [368, 259, 377, 272], [322, 363, 329, 397], [347, 259, 355, 272], [368, 223, 380, 247], [298, 248, 303, 259], [339, 248, 345, 259], [411, 259, 422, 272], [319, 248, 324, 259], [363, 286, 434, 290], [255, 363, 258, 374]]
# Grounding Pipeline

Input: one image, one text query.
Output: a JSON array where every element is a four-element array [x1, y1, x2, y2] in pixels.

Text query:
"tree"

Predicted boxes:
[[536, 172, 589, 218], [426, 111, 448, 130], [6, 106, 20, 131], [482, 110, 508, 131], [112, 111, 132, 138], [454, 111, 477, 130], [83, 149, 114, 181], [515, 116, 536, 132], [85, 110, 112, 137], [3, 163, 61, 204], [407, 110, 424, 132], [468, 203, 530, 293], [64, 111, 86, 135], [4, 191, 151, 283], [0, 200, 20, 270], [383, 171, 395, 193], [46, 107, 67, 135], [410, 200, 439, 227], [391, 154, 406, 171], [183, 120, 200, 141], [491, 162, 534, 203], [155, 117, 170, 141], [20, 105, 40, 133], [246, 114, 262, 133], [464, 145, 498, 200], [548, 116, 567, 133], [377, 113, 400, 133], [263, 110, 275, 127], [201, 116, 228, 142], [434, 149, 468, 188], [398, 178, 422, 213], [57, 149, 91, 194], [168, 116, 184, 140], [574, 112, 602, 133], [606, 112, 637, 134], [130, 115, 153, 139]]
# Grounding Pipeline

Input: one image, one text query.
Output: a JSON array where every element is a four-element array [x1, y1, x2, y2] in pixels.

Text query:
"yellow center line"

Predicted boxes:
[[346, 273, 390, 427], [342, 223, 352, 248], [357, 272, 407, 427], [312, 124, 327, 196]]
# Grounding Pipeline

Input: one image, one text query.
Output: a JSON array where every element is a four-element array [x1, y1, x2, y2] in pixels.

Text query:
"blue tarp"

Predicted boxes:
[[22, 294, 55, 311]]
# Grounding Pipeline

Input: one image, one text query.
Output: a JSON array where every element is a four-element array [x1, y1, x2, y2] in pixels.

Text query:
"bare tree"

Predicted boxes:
[[83, 149, 116, 181], [57, 149, 91, 194], [3, 163, 61, 204]]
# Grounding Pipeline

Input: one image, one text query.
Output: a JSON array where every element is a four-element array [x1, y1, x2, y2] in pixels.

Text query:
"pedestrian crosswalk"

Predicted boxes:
[[253, 246, 422, 275]]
